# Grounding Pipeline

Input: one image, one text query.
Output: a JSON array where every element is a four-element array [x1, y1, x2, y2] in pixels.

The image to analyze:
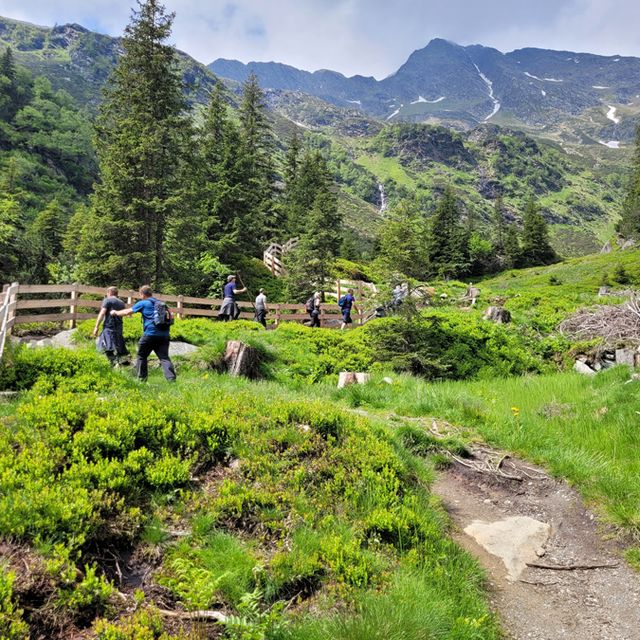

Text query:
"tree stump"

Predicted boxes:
[[483, 306, 511, 324], [338, 372, 371, 388], [224, 340, 260, 378]]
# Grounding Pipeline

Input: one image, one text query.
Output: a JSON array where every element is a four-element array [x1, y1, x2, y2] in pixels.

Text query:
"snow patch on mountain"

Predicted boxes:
[[386, 106, 402, 121], [346, 99, 361, 105], [473, 64, 501, 121], [541, 89, 546, 97], [524, 72, 563, 82], [410, 95, 445, 105], [592, 86, 609, 89], [599, 140, 621, 148], [606, 105, 621, 124]]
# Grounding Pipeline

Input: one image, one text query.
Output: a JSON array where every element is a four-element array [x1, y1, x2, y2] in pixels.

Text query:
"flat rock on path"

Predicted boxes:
[[434, 451, 640, 640]]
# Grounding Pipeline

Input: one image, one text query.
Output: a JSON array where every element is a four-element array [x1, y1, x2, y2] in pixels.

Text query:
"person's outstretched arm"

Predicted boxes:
[[111, 307, 135, 317], [92, 308, 107, 338]]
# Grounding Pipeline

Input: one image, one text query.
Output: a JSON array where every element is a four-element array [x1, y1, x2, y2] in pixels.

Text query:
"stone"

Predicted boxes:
[[597, 286, 610, 296], [600, 241, 612, 254], [168, 341, 199, 357], [382, 377, 394, 385], [50, 329, 78, 349], [574, 360, 596, 376], [464, 516, 551, 581], [615, 348, 636, 367], [338, 372, 357, 388], [483, 306, 511, 324]]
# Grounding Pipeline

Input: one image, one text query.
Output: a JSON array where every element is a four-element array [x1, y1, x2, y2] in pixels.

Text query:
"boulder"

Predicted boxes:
[[600, 241, 612, 254], [574, 360, 596, 376], [615, 348, 636, 367], [483, 306, 511, 324], [597, 286, 610, 297], [169, 341, 199, 357], [51, 329, 78, 350]]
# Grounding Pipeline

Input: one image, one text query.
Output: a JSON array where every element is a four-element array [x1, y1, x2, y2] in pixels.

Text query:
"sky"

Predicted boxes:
[[0, 0, 639, 78]]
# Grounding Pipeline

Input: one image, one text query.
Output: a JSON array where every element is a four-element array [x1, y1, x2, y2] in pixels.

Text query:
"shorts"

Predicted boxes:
[[342, 309, 353, 324]]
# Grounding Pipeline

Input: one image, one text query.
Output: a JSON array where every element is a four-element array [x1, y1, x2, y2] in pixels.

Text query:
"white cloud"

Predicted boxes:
[[0, 0, 638, 77]]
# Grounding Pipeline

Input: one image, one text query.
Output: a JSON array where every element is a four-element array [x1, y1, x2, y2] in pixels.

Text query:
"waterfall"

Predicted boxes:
[[378, 183, 387, 212]]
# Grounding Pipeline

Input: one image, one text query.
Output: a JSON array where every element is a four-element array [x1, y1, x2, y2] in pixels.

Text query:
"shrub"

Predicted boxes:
[[0, 568, 28, 640]]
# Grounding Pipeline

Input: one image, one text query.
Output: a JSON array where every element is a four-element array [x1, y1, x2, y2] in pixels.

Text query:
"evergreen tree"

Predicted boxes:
[[503, 224, 522, 269], [426, 187, 469, 279], [27, 199, 67, 281], [617, 125, 640, 239], [0, 47, 17, 121], [521, 198, 557, 266], [377, 199, 428, 279], [237, 73, 278, 243], [77, 0, 190, 287], [284, 154, 341, 298]]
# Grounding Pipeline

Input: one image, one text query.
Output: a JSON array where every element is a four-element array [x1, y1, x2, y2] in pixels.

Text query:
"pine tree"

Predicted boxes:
[[237, 73, 277, 243], [492, 196, 506, 253], [617, 125, 640, 239], [521, 198, 557, 266], [426, 187, 469, 279], [377, 198, 428, 279], [284, 154, 341, 298], [0, 47, 17, 121], [77, 0, 190, 288], [503, 224, 522, 269]]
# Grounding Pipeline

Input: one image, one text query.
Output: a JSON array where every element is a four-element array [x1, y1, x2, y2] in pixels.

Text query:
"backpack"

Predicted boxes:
[[151, 298, 173, 327], [338, 295, 347, 309], [305, 296, 315, 313]]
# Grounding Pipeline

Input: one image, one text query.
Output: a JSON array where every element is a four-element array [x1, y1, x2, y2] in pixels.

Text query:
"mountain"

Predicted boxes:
[[210, 39, 640, 146], [0, 15, 217, 107]]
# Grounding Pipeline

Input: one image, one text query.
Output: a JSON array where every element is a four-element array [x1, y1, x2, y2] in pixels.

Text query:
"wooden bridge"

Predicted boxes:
[[0, 282, 376, 361]]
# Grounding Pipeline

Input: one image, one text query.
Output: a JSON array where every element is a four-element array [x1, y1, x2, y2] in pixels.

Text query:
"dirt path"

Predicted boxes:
[[434, 447, 640, 640]]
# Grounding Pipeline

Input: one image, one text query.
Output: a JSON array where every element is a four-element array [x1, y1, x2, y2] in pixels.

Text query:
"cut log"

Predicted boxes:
[[615, 348, 636, 367], [483, 306, 511, 324], [338, 372, 370, 388], [224, 340, 260, 378]]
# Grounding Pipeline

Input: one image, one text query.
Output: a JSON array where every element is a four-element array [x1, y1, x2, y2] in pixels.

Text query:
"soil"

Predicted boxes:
[[434, 447, 640, 640]]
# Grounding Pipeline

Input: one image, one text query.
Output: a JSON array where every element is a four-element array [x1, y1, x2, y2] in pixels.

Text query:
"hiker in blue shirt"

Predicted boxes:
[[111, 285, 176, 381], [339, 289, 359, 330], [218, 275, 246, 322]]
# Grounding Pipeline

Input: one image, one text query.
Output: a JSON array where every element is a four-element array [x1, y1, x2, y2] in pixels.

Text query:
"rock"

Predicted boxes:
[[597, 286, 610, 296], [464, 516, 551, 581], [574, 360, 596, 376], [615, 348, 636, 367], [224, 340, 260, 378], [483, 306, 511, 324], [168, 341, 199, 357], [600, 241, 612, 254], [382, 377, 394, 385], [50, 329, 78, 349], [355, 373, 370, 385], [620, 238, 636, 250]]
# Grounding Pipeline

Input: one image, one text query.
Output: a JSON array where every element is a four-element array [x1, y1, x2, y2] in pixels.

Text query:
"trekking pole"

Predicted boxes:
[[236, 272, 257, 312]]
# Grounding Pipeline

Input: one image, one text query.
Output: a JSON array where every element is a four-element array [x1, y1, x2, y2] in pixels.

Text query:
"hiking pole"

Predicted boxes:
[[236, 272, 257, 321]]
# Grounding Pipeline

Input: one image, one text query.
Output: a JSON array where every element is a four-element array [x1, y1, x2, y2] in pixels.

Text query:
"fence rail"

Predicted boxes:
[[0, 283, 370, 357]]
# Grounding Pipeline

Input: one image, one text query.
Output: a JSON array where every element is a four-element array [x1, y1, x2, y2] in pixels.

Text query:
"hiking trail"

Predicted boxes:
[[434, 445, 640, 639]]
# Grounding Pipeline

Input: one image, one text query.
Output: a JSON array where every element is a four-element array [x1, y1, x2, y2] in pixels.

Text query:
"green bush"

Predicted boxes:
[[0, 568, 28, 640]]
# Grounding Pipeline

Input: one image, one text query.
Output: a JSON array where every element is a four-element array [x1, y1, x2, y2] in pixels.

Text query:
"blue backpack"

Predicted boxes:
[[338, 295, 349, 309]]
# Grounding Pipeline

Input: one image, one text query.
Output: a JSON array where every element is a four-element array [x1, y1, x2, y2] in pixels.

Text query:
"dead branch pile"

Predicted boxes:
[[559, 296, 640, 347]]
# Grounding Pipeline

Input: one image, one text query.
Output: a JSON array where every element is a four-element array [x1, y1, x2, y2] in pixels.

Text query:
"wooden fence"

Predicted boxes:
[[0, 283, 369, 358]]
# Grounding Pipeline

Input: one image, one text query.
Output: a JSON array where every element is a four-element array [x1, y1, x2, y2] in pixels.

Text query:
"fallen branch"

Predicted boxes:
[[158, 608, 227, 623], [519, 579, 559, 586], [526, 562, 619, 571]]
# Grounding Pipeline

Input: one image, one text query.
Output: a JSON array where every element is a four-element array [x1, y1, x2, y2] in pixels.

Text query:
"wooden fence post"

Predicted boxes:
[[274, 304, 281, 327], [177, 295, 184, 320], [69, 283, 78, 329]]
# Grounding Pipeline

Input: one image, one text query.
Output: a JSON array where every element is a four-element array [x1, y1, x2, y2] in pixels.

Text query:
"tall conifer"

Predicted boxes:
[[521, 198, 557, 266], [78, 0, 189, 287]]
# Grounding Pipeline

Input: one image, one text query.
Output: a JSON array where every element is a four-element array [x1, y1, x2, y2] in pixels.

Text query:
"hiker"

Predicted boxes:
[[92, 286, 129, 366], [219, 275, 246, 322], [306, 291, 321, 328], [111, 285, 176, 382], [339, 288, 359, 330], [254, 288, 268, 327]]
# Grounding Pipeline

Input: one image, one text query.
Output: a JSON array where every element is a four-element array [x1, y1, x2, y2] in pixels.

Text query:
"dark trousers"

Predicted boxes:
[[255, 309, 267, 327], [310, 310, 320, 328], [136, 334, 176, 381]]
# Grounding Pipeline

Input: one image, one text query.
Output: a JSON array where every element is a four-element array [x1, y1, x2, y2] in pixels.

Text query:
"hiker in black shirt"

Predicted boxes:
[[92, 286, 129, 366]]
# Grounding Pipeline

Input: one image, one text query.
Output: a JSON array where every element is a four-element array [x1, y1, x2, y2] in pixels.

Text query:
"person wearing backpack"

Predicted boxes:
[[111, 285, 176, 382], [306, 291, 321, 328], [339, 288, 359, 330]]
